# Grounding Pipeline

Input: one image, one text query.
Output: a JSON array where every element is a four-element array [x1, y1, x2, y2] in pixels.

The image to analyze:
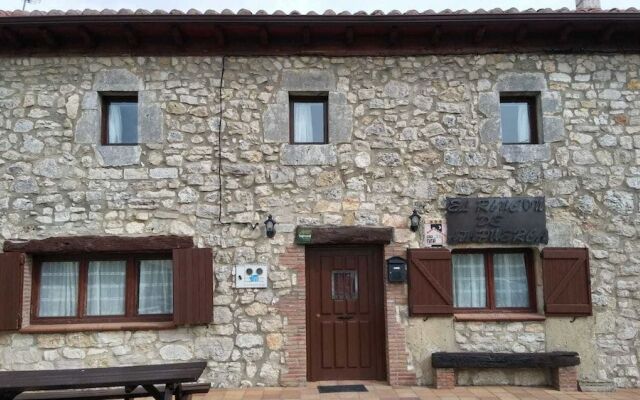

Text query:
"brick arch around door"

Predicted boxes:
[[276, 226, 416, 386], [306, 245, 386, 381]]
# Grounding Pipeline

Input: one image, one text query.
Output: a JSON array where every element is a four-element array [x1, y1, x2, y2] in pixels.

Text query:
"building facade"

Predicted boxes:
[[0, 4, 639, 390]]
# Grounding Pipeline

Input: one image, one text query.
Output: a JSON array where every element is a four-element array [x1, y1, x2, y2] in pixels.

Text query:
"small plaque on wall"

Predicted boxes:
[[446, 196, 548, 245], [424, 220, 446, 247]]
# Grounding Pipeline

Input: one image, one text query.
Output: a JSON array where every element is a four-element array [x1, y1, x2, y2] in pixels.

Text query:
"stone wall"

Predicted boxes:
[[0, 54, 639, 387]]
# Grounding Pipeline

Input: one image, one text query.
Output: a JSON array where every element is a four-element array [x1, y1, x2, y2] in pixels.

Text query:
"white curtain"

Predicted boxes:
[[294, 103, 315, 143], [452, 254, 486, 308], [516, 104, 531, 143], [108, 103, 123, 143], [87, 260, 126, 316], [494, 253, 529, 308], [138, 259, 173, 315], [39, 261, 79, 317]]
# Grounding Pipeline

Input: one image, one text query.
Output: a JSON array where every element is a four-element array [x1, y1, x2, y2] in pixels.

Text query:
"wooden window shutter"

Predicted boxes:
[[172, 248, 214, 325], [0, 252, 25, 330], [408, 248, 453, 315], [542, 247, 592, 316]]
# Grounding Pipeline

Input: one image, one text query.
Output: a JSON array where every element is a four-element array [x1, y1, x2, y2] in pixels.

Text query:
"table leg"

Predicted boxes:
[[124, 384, 138, 400], [164, 383, 175, 400], [143, 384, 164, 400]]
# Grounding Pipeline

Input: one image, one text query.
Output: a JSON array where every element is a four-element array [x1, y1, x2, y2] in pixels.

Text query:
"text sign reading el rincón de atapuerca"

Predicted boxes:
[[445, 197, 549, 245]]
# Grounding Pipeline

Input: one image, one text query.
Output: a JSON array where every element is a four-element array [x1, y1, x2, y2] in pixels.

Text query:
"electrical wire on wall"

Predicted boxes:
[[215, 55, 259, 231], [217, 55, 226, 224]]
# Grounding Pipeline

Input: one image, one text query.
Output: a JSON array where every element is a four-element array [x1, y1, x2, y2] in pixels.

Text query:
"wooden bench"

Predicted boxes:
[[0, 362, 209, 400], [14, 382, 211, 400], [432, 351, 580, 391]]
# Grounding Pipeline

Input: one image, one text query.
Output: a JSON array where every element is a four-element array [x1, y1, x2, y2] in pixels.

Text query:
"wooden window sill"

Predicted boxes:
[[21, 321, 176, 333], [454, 312, 545, 322]]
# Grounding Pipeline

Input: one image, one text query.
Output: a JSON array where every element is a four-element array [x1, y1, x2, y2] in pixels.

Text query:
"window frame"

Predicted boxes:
[[101, 93, 139, 146], [289, 95, 329, 145], [31, 252, 173, 325], [499, 95, 539, 145], [452, 248, 537, 313]]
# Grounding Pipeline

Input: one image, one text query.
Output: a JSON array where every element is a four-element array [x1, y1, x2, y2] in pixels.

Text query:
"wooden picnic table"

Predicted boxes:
[[0, 361, 207, 400]]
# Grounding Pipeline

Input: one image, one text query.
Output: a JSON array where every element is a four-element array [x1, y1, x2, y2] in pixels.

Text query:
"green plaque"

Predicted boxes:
[[296, 228, 312, 244]]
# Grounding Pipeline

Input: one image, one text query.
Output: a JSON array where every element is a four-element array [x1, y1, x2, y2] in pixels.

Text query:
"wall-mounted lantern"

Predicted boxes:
[[264, 214, 277, 238], [409, 209, 421, 232]]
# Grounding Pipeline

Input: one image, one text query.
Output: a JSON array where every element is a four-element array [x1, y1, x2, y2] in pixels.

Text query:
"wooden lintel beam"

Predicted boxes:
[[259, 26, 269, 46], [345, 26, 354, 46], [515, 24, 528, 44], [1, 27, 22, 48], [294, 225, 393, 245], [3, 235, 194, 254], [302, 25, 311, 46], [171, 25, 184, 46], [560, 24, 573, 43], [39, 26, 57, 47], [431, 25, 442, 45], [77, 25, 95, 48], [474, 26, 486, 44]]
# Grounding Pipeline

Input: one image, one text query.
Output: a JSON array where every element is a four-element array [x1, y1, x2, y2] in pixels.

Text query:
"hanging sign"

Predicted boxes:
[[424, 220, 446, 247], [446, 196, 548, 245], [295, 228, 312, 244]]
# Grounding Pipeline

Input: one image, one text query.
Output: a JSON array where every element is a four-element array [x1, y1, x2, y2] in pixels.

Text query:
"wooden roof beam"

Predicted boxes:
[[431, 25, 442, 45], [39, 26, 56, 47], [213, 26, 225, 47], [171, 24, 184, 46], [302, 25, 311, 46], [259, 26, 269, 46], [474, 25, 486, 44], [388, 25, 399, 46], [560, 24, 573, 43], [515, 24, 528, 44], [345, 26, 354, 46], [123, 24, 139, 47], [1, 27, 22, 48], [77, 25, 95, 48]]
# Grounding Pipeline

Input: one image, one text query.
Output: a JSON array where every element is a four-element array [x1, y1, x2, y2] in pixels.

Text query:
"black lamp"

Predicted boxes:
[[264, 214, 277, 238], [409, 209, 421, 232]]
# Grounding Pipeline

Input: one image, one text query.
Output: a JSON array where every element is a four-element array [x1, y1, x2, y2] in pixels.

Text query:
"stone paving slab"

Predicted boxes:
[[195, 384, 640, 400]]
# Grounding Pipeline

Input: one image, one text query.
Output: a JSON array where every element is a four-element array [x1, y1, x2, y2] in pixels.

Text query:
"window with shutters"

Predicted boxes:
[[31, 253, 173, 324], [452, 249, 536, 312]]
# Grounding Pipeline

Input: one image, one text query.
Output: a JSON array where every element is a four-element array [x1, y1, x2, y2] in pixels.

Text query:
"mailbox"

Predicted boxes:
[[387, 256, 407, 283]]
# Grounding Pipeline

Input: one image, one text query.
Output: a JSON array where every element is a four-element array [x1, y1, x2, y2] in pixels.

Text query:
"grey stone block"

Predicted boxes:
[[547, 222, 574, 247], [81, 91, 98, 110], [280, 144, 337, 166], [75, 110, 100, 143], [95, 145, 142, 167], [263, 103, 288, 143], [281, 70, 336, 91], [94, 69, 143, 92], [328, 92, 352, 143], [480, 117, 501, 144], [496, 72, 547, 92], [541, 91, 561, 114], [542, 116, 566, 142], [139, 102, 163, 143], [501, 143, 551, 163], [478, 92, 500, 117]]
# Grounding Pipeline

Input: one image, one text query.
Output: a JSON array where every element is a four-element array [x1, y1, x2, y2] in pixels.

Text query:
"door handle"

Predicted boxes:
[[337, 315, 354, 320]]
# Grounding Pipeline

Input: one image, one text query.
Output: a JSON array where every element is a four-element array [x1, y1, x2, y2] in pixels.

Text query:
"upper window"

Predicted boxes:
[[452, 249, 535, 311], [290, 95, 328, 144], [499, 96, 538, 144], [102, 94, 139, 145], [32, 254, 172, 323]]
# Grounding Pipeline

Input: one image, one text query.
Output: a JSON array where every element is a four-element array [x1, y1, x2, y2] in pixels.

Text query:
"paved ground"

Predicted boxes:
[[196, 382, 639, 400]]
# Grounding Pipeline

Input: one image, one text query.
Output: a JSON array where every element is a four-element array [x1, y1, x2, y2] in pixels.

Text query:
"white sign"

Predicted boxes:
[[424, 220, 446, 247], [235, 263, 269, 288]]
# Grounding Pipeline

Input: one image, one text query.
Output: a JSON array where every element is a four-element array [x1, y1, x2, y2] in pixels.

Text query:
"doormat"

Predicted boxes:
[[317, 384, 368, 393]]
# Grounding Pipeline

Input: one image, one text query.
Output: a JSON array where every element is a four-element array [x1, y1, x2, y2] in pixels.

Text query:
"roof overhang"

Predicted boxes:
[[2, 11, 640, 56]]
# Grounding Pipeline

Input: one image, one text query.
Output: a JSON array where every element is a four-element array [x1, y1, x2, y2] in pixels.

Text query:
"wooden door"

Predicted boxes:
[[306, 246, 386, 381]]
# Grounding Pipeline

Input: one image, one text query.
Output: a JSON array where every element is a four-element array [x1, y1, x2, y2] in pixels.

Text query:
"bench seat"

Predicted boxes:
[[15, 382, 211, 400], [431, 352, 580, 391]]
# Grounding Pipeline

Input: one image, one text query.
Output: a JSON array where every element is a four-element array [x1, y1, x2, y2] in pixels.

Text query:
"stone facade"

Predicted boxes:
[[0, 53, 639, 388]]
